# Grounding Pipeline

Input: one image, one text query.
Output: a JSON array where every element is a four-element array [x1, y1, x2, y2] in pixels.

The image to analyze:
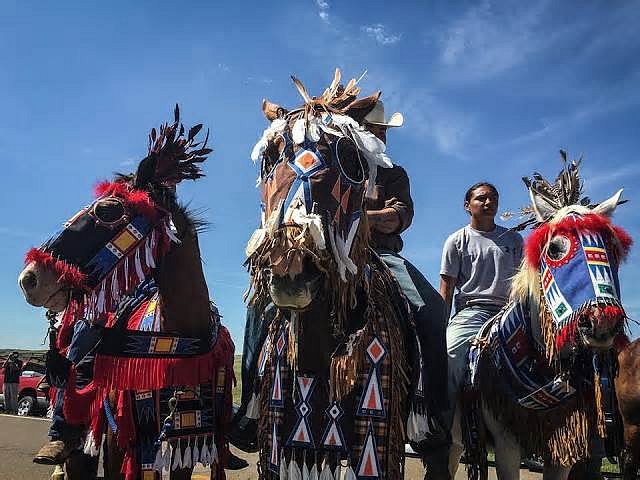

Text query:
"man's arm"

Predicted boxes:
[[367, 208, 401, 234], [439, 274, 456, 319]]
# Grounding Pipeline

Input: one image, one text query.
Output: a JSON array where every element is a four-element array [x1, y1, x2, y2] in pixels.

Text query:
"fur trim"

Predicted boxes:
[[525, 213, 632, 269], [94, 180, 162, 221], [24, 248, 87, 290]]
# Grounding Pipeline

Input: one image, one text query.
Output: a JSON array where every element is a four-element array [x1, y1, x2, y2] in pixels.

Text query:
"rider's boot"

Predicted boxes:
[[33, 434, 81, 465]]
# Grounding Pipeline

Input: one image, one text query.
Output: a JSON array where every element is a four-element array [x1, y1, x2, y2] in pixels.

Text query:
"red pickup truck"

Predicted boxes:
[[0, 369, 50, 416]]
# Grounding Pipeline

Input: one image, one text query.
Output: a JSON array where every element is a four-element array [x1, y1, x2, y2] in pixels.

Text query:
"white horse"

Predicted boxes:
[[449, 165, 631, 480]]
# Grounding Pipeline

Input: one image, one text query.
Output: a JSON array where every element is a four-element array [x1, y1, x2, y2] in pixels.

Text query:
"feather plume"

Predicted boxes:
[[292, 76, 312, 104], [142, 104, 212, 186]]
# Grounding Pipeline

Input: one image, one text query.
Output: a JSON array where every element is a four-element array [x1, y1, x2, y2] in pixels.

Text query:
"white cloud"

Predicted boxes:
[[380, 84, 473, 158], [362, 24, 401, 45], [217, 63, 230, 72], [439, 0, 550, 79], [316, 0, 330, 23], [583, 164, 640, 191]]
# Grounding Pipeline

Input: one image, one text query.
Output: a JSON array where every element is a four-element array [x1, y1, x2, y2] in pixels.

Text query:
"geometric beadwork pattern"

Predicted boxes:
[[269, 421, 280, 474], [356, 420, 381, 478], [357, 336, 387, 417], [270, 327, 287, 408], [286, 375, 316, 448], [320, 401, 347, 451]]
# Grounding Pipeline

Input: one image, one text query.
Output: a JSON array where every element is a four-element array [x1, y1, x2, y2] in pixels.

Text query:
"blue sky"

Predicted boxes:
[[1, 1, 638, 349]]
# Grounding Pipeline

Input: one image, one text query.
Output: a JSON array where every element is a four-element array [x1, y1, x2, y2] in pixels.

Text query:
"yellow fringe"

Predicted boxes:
[[594, 370, 607, 438]]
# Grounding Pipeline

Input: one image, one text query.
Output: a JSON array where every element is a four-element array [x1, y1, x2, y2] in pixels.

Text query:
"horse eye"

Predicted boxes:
[[547, 236, 570, 261], [335, 137, 364, 183], [92, 198, 128, 227]]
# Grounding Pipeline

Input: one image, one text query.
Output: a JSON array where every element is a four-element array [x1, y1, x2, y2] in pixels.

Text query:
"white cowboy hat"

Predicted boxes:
[[363, 100, 404, 128]]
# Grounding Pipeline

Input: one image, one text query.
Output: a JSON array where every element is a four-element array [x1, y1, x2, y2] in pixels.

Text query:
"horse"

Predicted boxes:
[[243, 70, 427, 479], [454, 156, 632, 480], [615, 338, 640, 479], [18, 106, 235, 480]]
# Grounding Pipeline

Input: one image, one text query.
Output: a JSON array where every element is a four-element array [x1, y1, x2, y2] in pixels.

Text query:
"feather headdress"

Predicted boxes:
[[502, 150, 625, 231]]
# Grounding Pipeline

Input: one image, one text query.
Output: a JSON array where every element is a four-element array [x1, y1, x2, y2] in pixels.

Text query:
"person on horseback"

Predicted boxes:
[[439, 182, 523, 476], [362, 101, 451, 479]]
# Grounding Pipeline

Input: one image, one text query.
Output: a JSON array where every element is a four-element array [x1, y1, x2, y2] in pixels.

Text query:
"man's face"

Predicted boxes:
[[465, 186, 499, 219], [365, 123, 387, 144]]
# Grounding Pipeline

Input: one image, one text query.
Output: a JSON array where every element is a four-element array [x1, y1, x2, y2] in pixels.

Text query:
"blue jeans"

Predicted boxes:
[[49, 319, 102, 440], [377, 249, 449, 413]]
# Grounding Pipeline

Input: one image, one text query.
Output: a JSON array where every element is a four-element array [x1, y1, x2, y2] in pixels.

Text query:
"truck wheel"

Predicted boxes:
[[17, 395, 35, 416]]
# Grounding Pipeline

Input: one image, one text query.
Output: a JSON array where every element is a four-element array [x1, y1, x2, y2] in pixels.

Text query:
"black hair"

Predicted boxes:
[[464, 182, 499, 203]]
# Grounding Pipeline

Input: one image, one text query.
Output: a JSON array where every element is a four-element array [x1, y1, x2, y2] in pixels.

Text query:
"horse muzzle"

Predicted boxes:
[[578, 303, 625, 350], [266, 263, 324, 311], [18, 262, 70, 312]]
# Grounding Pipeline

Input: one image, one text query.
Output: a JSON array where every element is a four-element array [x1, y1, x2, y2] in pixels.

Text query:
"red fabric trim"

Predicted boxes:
[[116, 390, 136, 451], [525, 213, 634, 268], [62, 367, 99, 425], [612, 225, 633, 259], [24, 248, 87, 290], [555, 322, 578, 352], [92, 326, 235, 391], [94, 180, 161, 221], [121, 450, 138, 480]]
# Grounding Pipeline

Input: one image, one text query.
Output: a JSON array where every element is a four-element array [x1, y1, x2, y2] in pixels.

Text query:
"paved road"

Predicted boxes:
[[0, 414, 541, 479]]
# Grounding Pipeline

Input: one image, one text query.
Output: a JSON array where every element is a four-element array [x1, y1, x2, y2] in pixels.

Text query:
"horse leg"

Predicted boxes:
[[103, 422, 125, 479], [482, 405, 521, 480], [447, 402, 464, 478], [64, 450, 98, 480], [541, 461, 570, 480], [622, 423, 640, 480]]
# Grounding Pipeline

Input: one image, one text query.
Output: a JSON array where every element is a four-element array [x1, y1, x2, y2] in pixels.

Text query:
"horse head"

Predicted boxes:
[[510, 153, 632, 357], [18, 105, 212, 323], [246, 69, 385, 317]]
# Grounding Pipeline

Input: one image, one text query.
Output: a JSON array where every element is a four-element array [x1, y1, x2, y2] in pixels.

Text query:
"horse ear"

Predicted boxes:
[[593, 189, 623, 217], [134, 154, 158, 189], [529, 188, 556, 223], [262, 99, 288, 121], [345, 91, 381, 124]]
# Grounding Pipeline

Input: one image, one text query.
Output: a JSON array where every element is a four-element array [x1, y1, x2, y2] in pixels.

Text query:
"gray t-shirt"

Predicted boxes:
[[440, 225, 523, 311]]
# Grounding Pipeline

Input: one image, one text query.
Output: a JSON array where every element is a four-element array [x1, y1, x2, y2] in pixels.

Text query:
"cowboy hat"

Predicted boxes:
[[363, 100, 404, 128]]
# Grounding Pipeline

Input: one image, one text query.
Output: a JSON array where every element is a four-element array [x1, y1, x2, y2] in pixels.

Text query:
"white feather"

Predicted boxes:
[[289, 459, 303, 480], [306, 116, 322, 142], [182, 442, 192, 469], [171, 443, 183, 470], [153, 446, 164, 472], [292, 117, 307, 145], [343, 465, 357, 480], [162, 443, 172, 471], [251, 118, 287, 162], [246, 228, 266, 258], [310, 464, 319, 480], [319, 463, 333, 480]]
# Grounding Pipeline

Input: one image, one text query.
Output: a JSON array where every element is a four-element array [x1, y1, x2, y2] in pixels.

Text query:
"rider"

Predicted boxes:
[[363, 101, 449, 480], [439, 182, 523, 476], [33, 318, 102, 465]]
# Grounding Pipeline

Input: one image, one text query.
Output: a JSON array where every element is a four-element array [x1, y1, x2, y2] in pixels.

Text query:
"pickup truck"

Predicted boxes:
[[0, 369, 49, 416]]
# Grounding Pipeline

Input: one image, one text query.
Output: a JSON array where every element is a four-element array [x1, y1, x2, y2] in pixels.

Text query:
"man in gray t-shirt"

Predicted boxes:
[[438, 182, 523, 477]]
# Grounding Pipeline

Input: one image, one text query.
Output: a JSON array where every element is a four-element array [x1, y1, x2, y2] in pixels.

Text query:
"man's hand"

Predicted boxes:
[[367, 208, 401, 234]]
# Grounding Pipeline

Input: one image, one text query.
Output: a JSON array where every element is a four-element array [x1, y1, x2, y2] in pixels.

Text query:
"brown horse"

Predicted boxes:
[[615, 338, 640, 479], [244, 70, 425, 479], [18, 106, 234, 479]]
